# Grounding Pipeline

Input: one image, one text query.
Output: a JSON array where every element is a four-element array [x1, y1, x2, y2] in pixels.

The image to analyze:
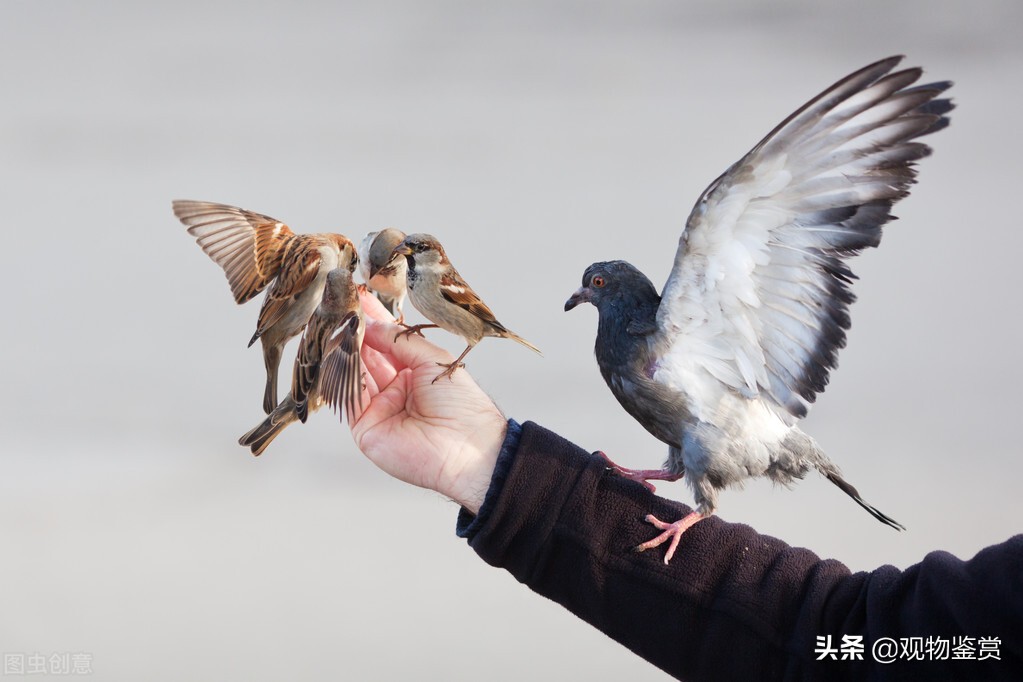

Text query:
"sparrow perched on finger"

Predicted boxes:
[[239, 267, 365, 456], [565, 56, 953, 563], [173, 200, 358, 414], [358, 228, 407, 322], [392, 233, 541, 382]]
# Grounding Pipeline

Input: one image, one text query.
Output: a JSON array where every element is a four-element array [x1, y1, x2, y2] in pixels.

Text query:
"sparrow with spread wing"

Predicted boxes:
[[239, 267, 365, 456], [173, 200, 358, 414], [358, 228, 408, 322], [565, 56, 953, 563], [393, 233, 541, 383]]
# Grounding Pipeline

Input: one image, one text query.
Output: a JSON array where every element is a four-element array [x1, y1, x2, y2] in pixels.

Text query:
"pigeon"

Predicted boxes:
[[239, 268, 365, 456], [173, 200, 358, 414], [358, 228, 408, 321], [393, 233, 541, 383], [564, 56, 953, 563]]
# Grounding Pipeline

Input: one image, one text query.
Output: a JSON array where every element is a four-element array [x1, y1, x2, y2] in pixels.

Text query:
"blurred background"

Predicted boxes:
[[2, 1, 1021, 679]]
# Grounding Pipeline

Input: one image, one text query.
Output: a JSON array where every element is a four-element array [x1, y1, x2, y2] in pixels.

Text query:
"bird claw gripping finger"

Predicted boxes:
[[431, 361, 466, 384], [595, 451, 685, 493], [394, 323, 436, 342], [634, 511, 706, 564]]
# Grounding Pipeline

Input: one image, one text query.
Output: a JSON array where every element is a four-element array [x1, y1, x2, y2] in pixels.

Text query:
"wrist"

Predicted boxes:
[[443, 412, 507, 514]]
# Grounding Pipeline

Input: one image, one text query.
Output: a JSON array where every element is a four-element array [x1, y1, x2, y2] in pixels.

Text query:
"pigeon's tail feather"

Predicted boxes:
[[784, 430, 905, 531], [821, 468, 906, 531]]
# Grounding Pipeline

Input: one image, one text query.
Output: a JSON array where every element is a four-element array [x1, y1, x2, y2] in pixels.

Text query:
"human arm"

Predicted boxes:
[[349, 292, 1022, 681], [457, 420, 1023, 681]]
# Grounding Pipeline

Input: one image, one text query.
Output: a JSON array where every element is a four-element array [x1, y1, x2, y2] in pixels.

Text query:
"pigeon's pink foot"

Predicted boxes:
[[595, 451, 682, 493], [356, 283, 369, 294], [634, 511, 706, 564]]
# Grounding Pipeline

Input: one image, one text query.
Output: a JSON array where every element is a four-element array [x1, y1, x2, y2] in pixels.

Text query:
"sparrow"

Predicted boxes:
[[392, 233, 541, 382], [564, 56, 953, 563], [358, 228, 408, 322], [239, 267, 365, 456], [173, 200, 358, 414]]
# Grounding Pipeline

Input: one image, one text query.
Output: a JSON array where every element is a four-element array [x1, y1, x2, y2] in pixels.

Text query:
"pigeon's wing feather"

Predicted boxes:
[[173, 200, 295, 304], [657, 57, 952, 423]]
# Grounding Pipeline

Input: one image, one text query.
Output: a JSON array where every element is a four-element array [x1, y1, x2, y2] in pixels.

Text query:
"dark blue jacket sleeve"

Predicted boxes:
[[457, 421, 1023, 681]]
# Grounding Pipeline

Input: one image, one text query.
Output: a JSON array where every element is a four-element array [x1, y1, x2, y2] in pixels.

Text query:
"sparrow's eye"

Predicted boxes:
[[591, 275, 605, 288]]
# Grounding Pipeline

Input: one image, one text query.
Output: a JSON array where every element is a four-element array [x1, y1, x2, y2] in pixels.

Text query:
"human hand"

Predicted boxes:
[[351, 291, 508, 514]]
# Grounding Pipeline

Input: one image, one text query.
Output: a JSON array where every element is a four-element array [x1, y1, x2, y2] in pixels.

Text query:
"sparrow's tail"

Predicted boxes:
[[502, 329, 542, 356], [820, 467, 906, 531], [239, 401, 298, 456]]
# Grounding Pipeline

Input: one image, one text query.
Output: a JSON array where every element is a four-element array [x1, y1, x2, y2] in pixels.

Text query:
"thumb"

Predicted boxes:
[[351, 368, 410, 445]]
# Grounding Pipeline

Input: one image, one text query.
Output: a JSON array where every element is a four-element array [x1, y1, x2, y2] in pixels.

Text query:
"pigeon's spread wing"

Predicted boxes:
[[320, 312, 365, 422], [173, 200, 295, 304], [657, 57, 952, 423]]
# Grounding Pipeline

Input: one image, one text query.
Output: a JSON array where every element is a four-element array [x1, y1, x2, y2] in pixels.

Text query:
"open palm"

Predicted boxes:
[[350, 292, 507, 513]]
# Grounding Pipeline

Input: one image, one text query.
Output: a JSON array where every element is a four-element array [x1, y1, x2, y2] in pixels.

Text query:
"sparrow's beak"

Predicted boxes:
[[392, 243, 412, 259], [564, 286, 591, 311]]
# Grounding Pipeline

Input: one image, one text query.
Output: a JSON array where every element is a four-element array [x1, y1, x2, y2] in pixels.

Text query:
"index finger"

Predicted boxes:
[[359, 288, 396, 323], [363, 318, 455, 370]]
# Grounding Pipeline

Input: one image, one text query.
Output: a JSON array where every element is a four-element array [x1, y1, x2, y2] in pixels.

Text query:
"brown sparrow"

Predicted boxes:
[[238, 267, 365, 456], [173, 200, 358, 414], [357, 228, 407, 322], [392, 233, 540, 383]]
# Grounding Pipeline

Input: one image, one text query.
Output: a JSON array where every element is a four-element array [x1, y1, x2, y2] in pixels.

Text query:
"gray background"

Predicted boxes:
[[2, 1, 1021, 679]]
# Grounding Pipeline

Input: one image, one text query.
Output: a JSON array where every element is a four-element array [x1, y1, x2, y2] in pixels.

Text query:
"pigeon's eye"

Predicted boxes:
[[592, 275, 605, 288]]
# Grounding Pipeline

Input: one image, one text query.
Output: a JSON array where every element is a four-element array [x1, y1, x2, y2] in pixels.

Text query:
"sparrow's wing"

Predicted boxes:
[[173, 200, 295, 304], [656, 56, 952, 423], [438, 270, 502, 326], [254, 241, 324, 336], [292, 311, 335, 423], [320, 311, 365, 422]]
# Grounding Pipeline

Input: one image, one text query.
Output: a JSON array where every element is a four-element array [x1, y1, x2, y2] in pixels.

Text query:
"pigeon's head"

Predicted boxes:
[[564, 260, 658, 314]]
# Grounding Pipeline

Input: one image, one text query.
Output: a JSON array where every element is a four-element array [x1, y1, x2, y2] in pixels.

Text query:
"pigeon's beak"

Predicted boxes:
[[564, 286, 591, 311]]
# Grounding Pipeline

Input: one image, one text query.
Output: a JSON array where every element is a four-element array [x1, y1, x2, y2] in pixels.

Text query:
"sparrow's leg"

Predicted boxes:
[[356, 283, 369, 294], [634, 511, 706, 564], [395, 324, 439, 341], [595, 451, 683, 493], [432, 344, 474, 384], [262, 341, 283, 415]]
